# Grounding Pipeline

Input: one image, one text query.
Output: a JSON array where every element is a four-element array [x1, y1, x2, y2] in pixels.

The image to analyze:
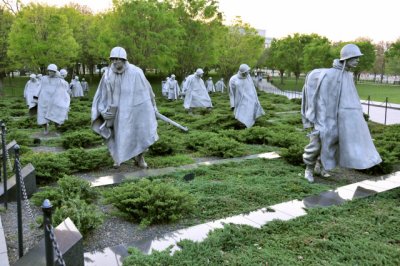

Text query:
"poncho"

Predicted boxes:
[[91, 61, 158, 165], [229, 73, 265, 128], [24, 79, 40, 109], [301, 59, 382, 170], [183, 74, 212, 109], [37, 76, 70, 125]]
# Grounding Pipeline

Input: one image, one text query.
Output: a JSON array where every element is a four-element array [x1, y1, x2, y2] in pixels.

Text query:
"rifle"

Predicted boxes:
[[155, 112, 188, 132]]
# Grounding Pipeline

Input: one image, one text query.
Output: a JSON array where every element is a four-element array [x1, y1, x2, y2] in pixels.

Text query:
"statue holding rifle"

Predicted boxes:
[[91, 46, 188, 168], [91, 46, 159, 168]]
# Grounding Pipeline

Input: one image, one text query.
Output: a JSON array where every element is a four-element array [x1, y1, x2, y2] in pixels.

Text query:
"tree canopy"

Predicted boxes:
[[7, 4, 79, 73], [1, 0, 398, 80]]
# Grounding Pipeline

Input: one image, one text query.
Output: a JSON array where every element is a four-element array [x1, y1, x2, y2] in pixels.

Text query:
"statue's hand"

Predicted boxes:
[[102, 111, 115, 120]]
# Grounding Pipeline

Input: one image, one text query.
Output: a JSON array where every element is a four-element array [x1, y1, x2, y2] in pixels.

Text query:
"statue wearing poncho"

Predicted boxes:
[[91, 59, 158, 166], [301, 44, 381, 182], [229, 64, 265, 128]]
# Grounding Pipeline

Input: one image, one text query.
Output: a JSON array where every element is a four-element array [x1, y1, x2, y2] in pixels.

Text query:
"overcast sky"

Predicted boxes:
[[21, 0, 400, 43]]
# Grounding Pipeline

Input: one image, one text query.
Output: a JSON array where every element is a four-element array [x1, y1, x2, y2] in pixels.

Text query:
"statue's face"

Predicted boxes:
[[48, 70, 56, 77], [196, 73, 203, 78], [240, 71, 249, 78], [111, 58, 125, 71], [347, 57, 360, 68]]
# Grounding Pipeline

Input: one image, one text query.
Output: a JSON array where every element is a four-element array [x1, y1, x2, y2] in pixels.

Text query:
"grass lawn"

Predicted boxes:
[[356, 83, 400, 103], [273, 77, 400, 104]]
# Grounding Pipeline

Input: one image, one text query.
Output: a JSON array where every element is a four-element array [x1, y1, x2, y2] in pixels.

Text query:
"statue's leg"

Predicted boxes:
[[135, 153, 148, 169], [44, 123, 49, 135], [302, 133, 321, 182]]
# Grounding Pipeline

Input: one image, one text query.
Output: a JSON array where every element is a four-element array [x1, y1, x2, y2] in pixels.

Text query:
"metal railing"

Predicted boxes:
[[12, 142, 65, 265]]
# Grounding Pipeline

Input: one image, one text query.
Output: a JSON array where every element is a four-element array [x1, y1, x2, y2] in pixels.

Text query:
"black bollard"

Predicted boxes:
[[2, 122, 7, 209], [14, 144, 23, 258], [42, 199, 55, 266]]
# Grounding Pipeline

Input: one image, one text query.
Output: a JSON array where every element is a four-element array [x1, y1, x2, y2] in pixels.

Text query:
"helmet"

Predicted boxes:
[[37, 74, 42, 78], [75, 76, 79, 80], [195, 68, 204, 75], [340, 44, 363, 61], [109, 46, 127, 60], [82, 78, 85, 81], [47, 64, 58, 72], [171, 74, 176, 78], [29, 74, 36, 79], [59, 69, 67, 76], [239, 64, 251, 74]]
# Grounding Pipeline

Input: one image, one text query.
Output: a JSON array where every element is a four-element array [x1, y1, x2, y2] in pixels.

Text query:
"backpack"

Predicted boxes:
[[301, 68, 327, 128]]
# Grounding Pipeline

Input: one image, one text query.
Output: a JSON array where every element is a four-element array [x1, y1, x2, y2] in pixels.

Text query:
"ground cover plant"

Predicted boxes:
[[1, 77, 398, 180], [1, 76, 399, 265], [123, 188, 400, 265], [31, 175, 103, 235], [119, 158, 345, 224]]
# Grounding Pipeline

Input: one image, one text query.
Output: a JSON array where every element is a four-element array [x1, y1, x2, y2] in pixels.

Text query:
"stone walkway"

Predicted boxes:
[[84, 152, 281, 187]]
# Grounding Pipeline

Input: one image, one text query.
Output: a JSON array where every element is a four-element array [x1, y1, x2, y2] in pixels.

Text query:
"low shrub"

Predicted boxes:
[[64, 148, 113, 171], [31, 175, 98, 207], [21, 152, 71, 182], [62, 129, 103, 149], [280, 143, 306, 165], [240, 126, 271, 145], [199, 136, 246, 158], [148, 137, 176, 156], [53, 198, 103, 235], [6, 130, 32, 146], [57, 112, 91, 133], [103, 179, 196, 227], [32, 175, 102, 235]]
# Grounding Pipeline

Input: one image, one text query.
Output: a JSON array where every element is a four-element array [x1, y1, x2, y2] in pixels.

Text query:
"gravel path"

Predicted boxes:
[[2, 202, 43, 265]]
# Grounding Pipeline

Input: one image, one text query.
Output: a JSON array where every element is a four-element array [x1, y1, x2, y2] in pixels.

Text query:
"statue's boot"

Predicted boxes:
[[135, 153, 148, 169], [314, 161, 331, 178], [304, 165, 314, 183]]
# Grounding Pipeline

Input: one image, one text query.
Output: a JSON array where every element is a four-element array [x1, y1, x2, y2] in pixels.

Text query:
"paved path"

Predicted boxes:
[[84, 152, 280, 187]]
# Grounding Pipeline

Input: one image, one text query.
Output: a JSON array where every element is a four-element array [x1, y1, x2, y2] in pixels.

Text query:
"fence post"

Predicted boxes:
[[367, 95, 370, 116], [42, 199, 55, 266], [1, 122, 7, 209], [14, 144, 24, 258], [384, 97, 388, 125]]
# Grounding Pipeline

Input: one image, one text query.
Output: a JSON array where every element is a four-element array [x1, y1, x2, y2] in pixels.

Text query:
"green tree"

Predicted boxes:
[[303, 36, 333, 72], [59, 4, 96, 76], [265, 38, 288, 84], [0, 7, 14, 89], [102, 0, 184, 72], [385, 39, 400, 84], [7, 4, 79, 73], [171, 0, 222, 77], [215, 19, 265, 79], [372, 41, 390, 83], [283, 33, 324, 83], [352, 38, 376, 81]]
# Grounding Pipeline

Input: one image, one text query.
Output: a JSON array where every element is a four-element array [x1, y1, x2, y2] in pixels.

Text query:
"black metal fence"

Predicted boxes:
[[1, 121, 65, 266]]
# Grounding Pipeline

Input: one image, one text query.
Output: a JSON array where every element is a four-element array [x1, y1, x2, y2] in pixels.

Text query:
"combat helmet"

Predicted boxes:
[[340, 44, 363, 61], [109, 47, 127, 60]]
